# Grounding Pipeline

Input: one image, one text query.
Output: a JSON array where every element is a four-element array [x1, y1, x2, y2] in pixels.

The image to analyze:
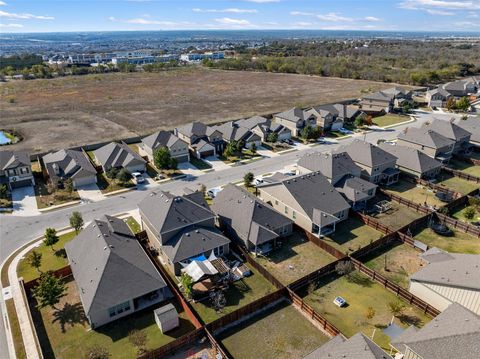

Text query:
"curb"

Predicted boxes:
[[38, 200, 81, 213], [103, 186, 137, 197]]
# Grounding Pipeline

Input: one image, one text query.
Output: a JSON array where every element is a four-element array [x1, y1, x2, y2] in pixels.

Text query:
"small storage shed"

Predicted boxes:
[[154, 304, 179, 333]]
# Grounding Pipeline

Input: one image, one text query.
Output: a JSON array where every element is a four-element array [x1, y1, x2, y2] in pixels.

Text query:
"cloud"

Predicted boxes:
[[109, 16, 188, 27], [293, 22, 313, 27], [214, 17, 252, 25], [0, 10, 54, 20], [0, 1, 6, 6], [316, 12, 354, 22], [192, 8, 257, 13], [467, 10, 479, 16], [0, 23, 23, 28], [364, 16, 381, 21], [399, 0, 480, 10], [455, 20, 480, 26], [426, 8, 455, 14], [290, 11, 316, 16]]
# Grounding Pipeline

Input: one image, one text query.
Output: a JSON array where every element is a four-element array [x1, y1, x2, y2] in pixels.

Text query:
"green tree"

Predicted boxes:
[[116, 168, 131, 185], [464, 206, 476, 220], [87, 346, 110, 359], [0, 184, 8, 199], [455, 97, 470, 112], [266, 132, 278, 143], [153, 147, 173, 170], [105, 167, 119, 180], [223, 142, 236, 158], [64, 178, 74, 193], [169, 157, 178, 171], [301, 125, 315, 140], [180, 273, 194, 299], [244, 172, 254, 187], [388, 300, 406, 317], [250, 143, 257, 155], [446, 97, 456, 111], [354, 115, 364, 127], [69, 211, 84, 233], [32, 271, 67, 309], [128, 329, 147, 355], [27, 250, 42, 274], [44, 227, 59, 252]]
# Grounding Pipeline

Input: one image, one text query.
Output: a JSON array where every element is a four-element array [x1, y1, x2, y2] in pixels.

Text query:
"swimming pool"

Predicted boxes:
[[0, 131, 12, 145]]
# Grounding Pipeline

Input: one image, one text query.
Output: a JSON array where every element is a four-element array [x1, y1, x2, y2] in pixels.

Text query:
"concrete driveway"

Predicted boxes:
[[77, 183, 105, 203], [177, 162, 205, 177], [11, 186, 40, 216], [204, 156, 231, 171], [256, 145, 279, 158]]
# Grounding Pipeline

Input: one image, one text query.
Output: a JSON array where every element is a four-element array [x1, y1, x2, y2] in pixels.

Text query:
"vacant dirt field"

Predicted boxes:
[[1, 67, 393, 153]]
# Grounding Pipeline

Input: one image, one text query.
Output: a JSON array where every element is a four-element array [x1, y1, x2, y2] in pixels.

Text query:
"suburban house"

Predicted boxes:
[[378, 143, 443, 179], [43, 149, 97, 188], [454, 117, 480, 148], [138, 191, 230, 275], [423, 119, 472, 154], [258, 172, 351, 236], [397, 128, 455, 163], [140, 130, 190, 163], [174, 122, 224, 158], [360, 87, 413, 114], [337, 140, 400, 185], [94, 141, 147, 174], [305, 105, 344, 131], [236, 116, 292, 142], [273, 107, 317, 137], [409, 248, 480, 315], [382, 86, 414, 109], [298, 151, 377, 209], [212, 121, 262, 149], [441, 78, 479, 98], [391, 303, 480, 359], [211, 184, 293, 255], [426, 88, 452, 108], [0, 151, 35, 190], [65, 215, 170, 328], [303, 333, 390, 359]]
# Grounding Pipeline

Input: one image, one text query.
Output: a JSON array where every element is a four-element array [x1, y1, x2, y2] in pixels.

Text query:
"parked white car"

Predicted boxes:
[[131, 172, 145, 184], [253, 177, 264, 186], [338, 128, 353, 135], [207, 187, 222, 199]]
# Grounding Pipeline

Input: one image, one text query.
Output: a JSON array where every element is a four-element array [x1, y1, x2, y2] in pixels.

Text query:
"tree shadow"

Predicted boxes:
[[54, 248, 67, 259], [346, 273, 373, 287], [398, 314, 423, 327], [51, 302, 87, 333]]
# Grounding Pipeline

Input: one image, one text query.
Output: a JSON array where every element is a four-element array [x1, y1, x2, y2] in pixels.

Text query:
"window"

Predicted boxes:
[[275, 200, 279, 205], [292, 211, 296, 219], [108, 301, 131, 317], [284, 206, 288, 214]]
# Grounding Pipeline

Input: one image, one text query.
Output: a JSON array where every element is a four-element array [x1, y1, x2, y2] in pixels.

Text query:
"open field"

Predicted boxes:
[[386, 180, 444, 208], [413, 227, 480, 254], [304, 272, 430, 351], [191, 266, 276, 324], [323, 217, 383, 255], [1, 68, 394, 153], [218, 301, 329, 359], [17, 231, 76, 282], [256, 231, 336, 285], [363, 242, 423, 289], [31, 280, 195, 359]]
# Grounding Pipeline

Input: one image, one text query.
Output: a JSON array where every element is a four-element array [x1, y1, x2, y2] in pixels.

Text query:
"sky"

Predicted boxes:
[[0, 0, 479, 33]]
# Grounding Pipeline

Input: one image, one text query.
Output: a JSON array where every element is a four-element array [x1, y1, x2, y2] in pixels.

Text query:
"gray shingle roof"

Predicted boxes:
[[303, 333, 390, 359], [65, 215, 167, 316], [391, 303, 480, 359], [261, 172, 351, 220], [176, 122, 208, 137], [427, 87, 451, 98], [138, 191, 215, 235], [211, 184, 293, 246], [335, 175, 377, 203], [362, 91, 394, 102], [454, 117, 480, 144], [213, 122, 252, 142], [275, 107, 307, 123], [378, 143, 443, 174], [0, 151, 31, 171], [94, 142, 146, 170], [142, 131, 183, 150], [43, 149, 96, 182], [337, 140, 397, 168], [298, 151, 361, 183], [423, 119, 472, 142], [235, 116, 269, 130], [397, 128, 456, 149], [411, 253, 480, 290]]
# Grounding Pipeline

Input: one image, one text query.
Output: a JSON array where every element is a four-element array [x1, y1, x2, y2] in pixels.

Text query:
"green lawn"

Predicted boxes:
[[96, 173, 135, 194], [448, 159, 480, 177], [436, 175, 479, 195], [413, 227, 480, 254], [219, 150, 261, 164], [451, 206, 480, 223], [372, 199, 424, 231], [256, 231, 336, 285], [373, 114, 410, 127], [124, 216, 142, 234], [33, 280, 195, 359], [34, 176, 80, 209], [323, 217, 383, 255], [304, 272, 430, 351], [386, 179, 445, 208], [363, 242, 423, 289], [219, 301, 329, 359], [191, 267, 276, 324], [189, 157, 212, 170], [17, 231, 77, 282]]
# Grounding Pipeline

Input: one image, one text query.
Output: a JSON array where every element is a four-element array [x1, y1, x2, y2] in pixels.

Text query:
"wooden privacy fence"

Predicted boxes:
[[23, 265, 72, 292], [136, 233, 203, 329], [350, 258, 440, 318], [352, 211, 393, 235], [435, 212, 480, 238], [404, 175, 463, 200], [454, 152, 480, 166], [442, 166, 480, 184], [350, 232, 398, 260], [205, 328, 231, 359], [288, 259, 342, 292], [287, 289, 341, 338], [397, 232, 416, 247], [380, 189, 432, 215], [301, 227, 347, 260]]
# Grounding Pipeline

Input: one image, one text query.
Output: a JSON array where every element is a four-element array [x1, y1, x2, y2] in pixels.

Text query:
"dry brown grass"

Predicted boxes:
[[1, 67, 392, 153]]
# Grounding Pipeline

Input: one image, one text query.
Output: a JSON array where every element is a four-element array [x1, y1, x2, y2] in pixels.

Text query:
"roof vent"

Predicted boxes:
[[195, 229, 199, 233], [103, 246, 108, 250], [165, 199, 169, 202], [92, 225, 96, 228], [109, 245, 114, 248], [97, 234, 101, 238], [186, 233, 190, 237]]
